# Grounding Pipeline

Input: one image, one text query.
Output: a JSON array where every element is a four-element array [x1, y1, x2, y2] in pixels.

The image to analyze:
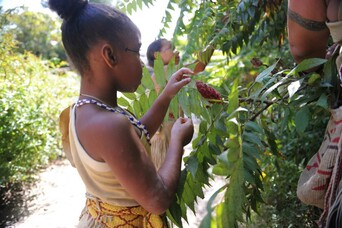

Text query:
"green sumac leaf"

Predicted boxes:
[[316, 93, 328, 109], [142, 67, 154, 89], [244, 121, 263, 134], [178, 89, 191, 116], [189, 173, 205, 199], [184, 179, 197, 212], [308, 73, 321, 85], [138, 93, 149, 113], [135, 85, 146, 95], [117, 96, 130, 108], [228, 148, 240, 163], [209, 142, 221, 155], [165, 57, 177, 80], [223, 159, 244, 227], [212, 163, 230, 176], [189, 89, 202, 116], [261, 78, 285, 100], [244, 169, 255, 185], [166, 201, 183, 227], [170, 97, 179, 119], [251, 76, 276, 99], [226, 107, 248, 121], [242, 142, 261, 159], [195, 161, 210, 184], [147, 89, 157, 107], [121, 92, 136, 100], [194, 135, 206, 148], [322, 57, 334, 85], [217, 151, 228, 165], [154, 54, 166, 87], [186, 155, 199, 178], [295, 58, 327, 73], [243, 132, 263, 147], [255, 62, 278, 83], [201, 107, 212, 122], [137, 0, 143, 9], [176, 170, 187, 197], [199, 120, 208, 133], [227, 118, 239, 134], [243, 154, 258, 172], [132, 99, 142, 118], [227, 79, 239, 113], [295, 106, 310, 133], [214, 119, 227, 134], [126, 2, 133, 14], [263, 127, 279, 156]]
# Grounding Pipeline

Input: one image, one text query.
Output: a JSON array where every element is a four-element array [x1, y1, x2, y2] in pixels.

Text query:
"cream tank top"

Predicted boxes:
[[68, 101, 152, 206]]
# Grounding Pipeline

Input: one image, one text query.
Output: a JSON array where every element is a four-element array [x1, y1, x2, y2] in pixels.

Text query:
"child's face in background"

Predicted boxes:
[[159, 40, 180, 66]]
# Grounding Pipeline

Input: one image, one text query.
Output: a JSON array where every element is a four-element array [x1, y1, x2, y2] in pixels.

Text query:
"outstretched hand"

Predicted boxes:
[[163, 68, 193, 99]]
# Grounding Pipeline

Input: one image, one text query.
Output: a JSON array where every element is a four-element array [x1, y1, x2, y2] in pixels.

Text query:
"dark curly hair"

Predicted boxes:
[[48, 0, 137, 74], [146, 38, 167, 67]]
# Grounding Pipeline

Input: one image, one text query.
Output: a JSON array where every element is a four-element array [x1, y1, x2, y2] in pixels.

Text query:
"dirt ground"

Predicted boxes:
[[12, 159, 85, 228], [10, 143, 223, 228]]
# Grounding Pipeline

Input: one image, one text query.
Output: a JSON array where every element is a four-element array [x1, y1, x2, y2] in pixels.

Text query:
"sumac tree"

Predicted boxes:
[[119, 0, 329, 227]]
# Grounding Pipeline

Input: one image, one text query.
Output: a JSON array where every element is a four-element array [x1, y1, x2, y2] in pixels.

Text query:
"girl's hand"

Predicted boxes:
[[163, 68, 193, 99], [171, 117, 194, 146]]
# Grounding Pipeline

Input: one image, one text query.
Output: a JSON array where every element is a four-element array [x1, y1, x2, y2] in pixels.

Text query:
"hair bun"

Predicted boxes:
[[48, 0, 88, 20]]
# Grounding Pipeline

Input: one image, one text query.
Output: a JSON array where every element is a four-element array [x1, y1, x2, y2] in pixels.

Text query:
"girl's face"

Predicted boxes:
[[159, 40, 180, 65], [116, 29, 143, 92]]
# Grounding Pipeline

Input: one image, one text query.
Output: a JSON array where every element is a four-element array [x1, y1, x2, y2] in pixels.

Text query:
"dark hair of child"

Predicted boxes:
[[146, 38, 168, 67]]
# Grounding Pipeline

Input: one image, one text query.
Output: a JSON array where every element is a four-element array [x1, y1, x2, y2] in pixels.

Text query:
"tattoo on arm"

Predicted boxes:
[[288, 8, 327, 31]]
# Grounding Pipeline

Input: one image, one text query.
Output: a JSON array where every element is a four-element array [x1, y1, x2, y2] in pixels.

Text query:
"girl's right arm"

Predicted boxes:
[[82, 111, 193, 215]]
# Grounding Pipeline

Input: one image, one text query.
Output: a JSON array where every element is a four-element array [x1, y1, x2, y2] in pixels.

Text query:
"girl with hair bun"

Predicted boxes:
[[50, 0, 194, 227]]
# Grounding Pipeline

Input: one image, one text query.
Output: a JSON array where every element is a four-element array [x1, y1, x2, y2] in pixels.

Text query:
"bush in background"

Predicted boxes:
[[0, 21, 79, 225], [0, 33, 78, 185]]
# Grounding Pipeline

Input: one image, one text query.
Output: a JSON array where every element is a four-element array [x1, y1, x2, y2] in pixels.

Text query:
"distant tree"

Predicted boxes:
[[3, 7, 65, 61]]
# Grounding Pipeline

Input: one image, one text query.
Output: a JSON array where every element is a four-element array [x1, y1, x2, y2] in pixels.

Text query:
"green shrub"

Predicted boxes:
[[0, 32, 79, 187], [249, 157, 322, 227]]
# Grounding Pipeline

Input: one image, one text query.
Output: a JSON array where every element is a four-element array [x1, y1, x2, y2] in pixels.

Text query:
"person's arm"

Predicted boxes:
[[79, 111, 193, 214], [287, 0, 330, 64], [141, 67, 193, 137]]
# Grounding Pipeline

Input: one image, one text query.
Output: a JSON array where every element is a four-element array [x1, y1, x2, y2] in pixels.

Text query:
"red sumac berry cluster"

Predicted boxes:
[[195, 80, 222, 103]]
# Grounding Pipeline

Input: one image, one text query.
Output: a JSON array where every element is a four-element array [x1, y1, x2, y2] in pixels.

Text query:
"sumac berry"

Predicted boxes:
[[195, 80, 222, 103]]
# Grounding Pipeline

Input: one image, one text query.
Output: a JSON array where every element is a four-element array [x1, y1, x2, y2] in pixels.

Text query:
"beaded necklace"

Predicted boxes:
[[76, 98, 151, 145]]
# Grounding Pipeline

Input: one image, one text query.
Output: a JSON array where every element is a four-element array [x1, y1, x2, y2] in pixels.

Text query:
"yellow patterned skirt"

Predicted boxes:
[[78, 194, 167, 228]]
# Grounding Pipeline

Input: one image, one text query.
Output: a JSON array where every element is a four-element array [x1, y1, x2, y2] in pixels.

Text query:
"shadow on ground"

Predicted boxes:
[[0, 182, 38, 227]]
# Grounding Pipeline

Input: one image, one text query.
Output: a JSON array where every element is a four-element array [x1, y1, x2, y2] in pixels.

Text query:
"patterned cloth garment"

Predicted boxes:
[[78, 193, 166, 228], [297, 106, 342, 227]]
